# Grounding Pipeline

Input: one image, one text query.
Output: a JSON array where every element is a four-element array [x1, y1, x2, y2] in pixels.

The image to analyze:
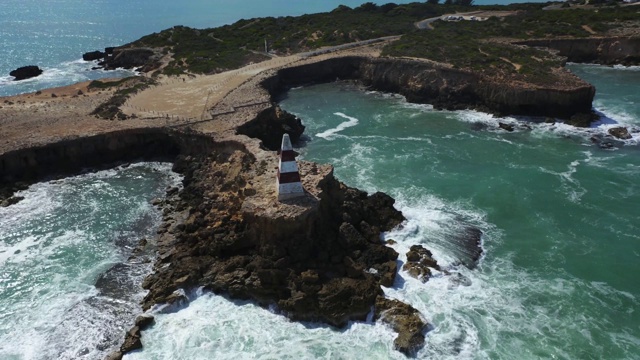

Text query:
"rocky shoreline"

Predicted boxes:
[[2, 31, 636, 358]]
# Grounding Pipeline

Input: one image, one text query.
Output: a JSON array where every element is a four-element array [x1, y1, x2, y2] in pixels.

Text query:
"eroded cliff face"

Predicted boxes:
[[515, 37, 640, 66], [139, 147, 426, 355], [0, 120, 427, 357], [263, 56, 595, 120], [0, 128, 219, 186]]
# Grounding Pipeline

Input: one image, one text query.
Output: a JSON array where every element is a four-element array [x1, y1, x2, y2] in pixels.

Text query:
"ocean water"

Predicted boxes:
[[0, 163, 181, 359], [0, 0, 547, 97], [120, 66, 640, 359], [271, 74, 639, 358], [1, 1, 638, 359]]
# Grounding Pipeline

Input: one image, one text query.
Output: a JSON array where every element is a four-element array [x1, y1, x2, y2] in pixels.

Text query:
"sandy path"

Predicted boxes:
[[122, 37, 395, 123], [122, 55, 300, 121]]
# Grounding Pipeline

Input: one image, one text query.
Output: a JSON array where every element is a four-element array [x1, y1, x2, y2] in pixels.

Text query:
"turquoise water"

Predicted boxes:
[[567, 64, 640, 126], [274, 76, 640, 358], [122, 66, 640, 359], [0, 0, 549, 96], [0, 163, 180, 359]]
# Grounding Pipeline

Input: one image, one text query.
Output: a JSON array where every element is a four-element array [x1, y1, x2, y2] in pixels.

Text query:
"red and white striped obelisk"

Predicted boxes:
[[277, 133, 305, 201]]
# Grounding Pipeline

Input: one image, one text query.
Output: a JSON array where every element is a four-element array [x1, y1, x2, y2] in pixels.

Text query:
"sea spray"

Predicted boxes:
[[0, 162, 181, 359]]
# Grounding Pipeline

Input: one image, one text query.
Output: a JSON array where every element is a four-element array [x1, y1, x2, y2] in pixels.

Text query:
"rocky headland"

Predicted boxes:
[[2, 5, 640, 358]]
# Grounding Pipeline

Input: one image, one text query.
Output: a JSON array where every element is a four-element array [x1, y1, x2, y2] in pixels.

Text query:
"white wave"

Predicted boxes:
[[538, 152, 591, 203], [612, 64, 640, 71], [127, 291, 406, 360], [0, 162, 182, 359], [316, 112, 360, 139]]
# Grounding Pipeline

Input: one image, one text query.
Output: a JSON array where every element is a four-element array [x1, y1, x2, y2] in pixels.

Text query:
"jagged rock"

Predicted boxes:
[[236, 105, 305, 150], [120, 326, 142, 354], [9, 65, 43, 81], [568, 112, 597, 127], [82, 50, 105, 61], [403, 262, 432, 281], [1, 196, 24, 207], [608, 127, 632, 140], [134, 314, 155, 329], [339, 222, 368, 249], [104, 351, 123, 360], [377, 260, 397, 287], [375, 296, 427, 356], [403, 245, 439, 283], [498, 122, 514, 132]]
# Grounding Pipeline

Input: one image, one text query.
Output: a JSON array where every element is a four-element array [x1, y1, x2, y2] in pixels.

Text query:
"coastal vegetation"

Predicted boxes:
[[383, 5, 640, 85], [121, 2, 640, 88], [128, 2, 451, 75], [90, 77, 157, 119]]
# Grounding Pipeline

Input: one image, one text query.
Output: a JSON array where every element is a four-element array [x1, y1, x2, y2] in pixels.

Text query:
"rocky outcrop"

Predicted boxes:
[[608, 126, 632, 140], [83, 50, 105, 61], [9, 65, 43, 81], [403, 245, 439, 283], [141, 151, 407, 329], [375, 296, 427, 356], [262, 56, 595, 121], [100, 48, 162, 71], [236, 105, 305, 150], [515, 37, 640, 66]]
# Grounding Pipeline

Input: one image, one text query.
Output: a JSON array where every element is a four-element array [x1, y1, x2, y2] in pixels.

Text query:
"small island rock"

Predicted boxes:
[[9, 65, 43, 81], [608, 127, 632, 140]]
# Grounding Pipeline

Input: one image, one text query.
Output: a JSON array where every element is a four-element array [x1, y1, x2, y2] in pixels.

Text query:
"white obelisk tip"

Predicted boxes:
[[281, 133, 293, 151]]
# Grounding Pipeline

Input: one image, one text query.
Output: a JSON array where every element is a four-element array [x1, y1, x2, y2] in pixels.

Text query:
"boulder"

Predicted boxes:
[[120, 326, 142, 354], [608, 127, 632, 140], [9, 65, 43, 81], [498, 122, 514, 132], [82, 50, 105, 61], [134, 314, 155, 330], [375, 296, 427, 356], [402, 244, 439, 282]]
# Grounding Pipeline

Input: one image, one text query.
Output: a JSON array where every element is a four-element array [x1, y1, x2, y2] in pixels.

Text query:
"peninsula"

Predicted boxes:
[[1, 2, 639, 358]]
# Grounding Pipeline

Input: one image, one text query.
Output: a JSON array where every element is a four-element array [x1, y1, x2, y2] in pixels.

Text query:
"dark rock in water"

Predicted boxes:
[[120, 326, 142, 354], [446, 226, 483, 269], [1, 196, 24, 207], [82, 50, 105, 61], [134, 314, 155, 330], [470, 122, 488, 131], [447, 272, 472, 289], [608, 127, 632, 140], [9, 65, 43, 81], [375, 296, 427, 356], [599, 141, 615, 149], [498, 122, 514, 132], [104, 351, 123, 360], [568, 112, 597, 127], [403, 245, 439, 283]]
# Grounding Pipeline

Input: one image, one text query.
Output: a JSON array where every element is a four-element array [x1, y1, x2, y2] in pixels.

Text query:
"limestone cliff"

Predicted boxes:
[[515, 37, 640, 66], [263, 56, 595, 120]]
